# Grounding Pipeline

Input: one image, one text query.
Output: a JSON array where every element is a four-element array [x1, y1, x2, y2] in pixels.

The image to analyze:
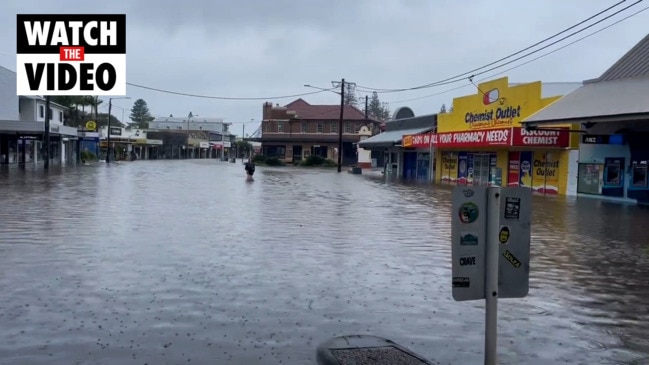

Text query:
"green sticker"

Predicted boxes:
[[458, 202, 479, 224]]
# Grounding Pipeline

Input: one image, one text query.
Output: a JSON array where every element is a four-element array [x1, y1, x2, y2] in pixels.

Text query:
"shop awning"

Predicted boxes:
[[523, 76, 649, 127], [358, 127, 431, 149]]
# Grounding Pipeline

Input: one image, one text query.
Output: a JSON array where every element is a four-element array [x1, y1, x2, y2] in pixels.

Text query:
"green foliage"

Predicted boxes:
[[129, 99, 155, 128], [365, 91, 391, 121], [80, 151, 98, 161], [440, 103, 447, 113], [343, 83, 359, 107], [299, 155, 337, 167], [252, 155, 266, 164], [264, 157, 284, 166]]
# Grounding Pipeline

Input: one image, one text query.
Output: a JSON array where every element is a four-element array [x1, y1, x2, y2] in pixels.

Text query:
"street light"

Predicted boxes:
[[106, 96, 131, 163]]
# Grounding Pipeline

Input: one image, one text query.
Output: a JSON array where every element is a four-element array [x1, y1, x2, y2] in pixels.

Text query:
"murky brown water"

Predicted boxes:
[[1, 161, 648, 364]]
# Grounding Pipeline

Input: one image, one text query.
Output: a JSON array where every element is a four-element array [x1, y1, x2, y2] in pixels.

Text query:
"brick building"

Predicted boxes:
[[259, 98, 381, 165]]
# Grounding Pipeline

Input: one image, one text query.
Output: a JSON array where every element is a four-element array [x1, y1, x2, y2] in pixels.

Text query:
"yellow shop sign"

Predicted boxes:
[[437, 76, 567, 133]]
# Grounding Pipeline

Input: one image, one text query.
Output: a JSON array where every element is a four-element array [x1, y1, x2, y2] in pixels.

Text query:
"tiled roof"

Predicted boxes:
[[587, 33, 649, 83], [285, 98, 369, 121]]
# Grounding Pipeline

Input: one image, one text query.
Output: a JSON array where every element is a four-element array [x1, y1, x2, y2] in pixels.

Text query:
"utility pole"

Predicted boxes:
[[364, 95, 369, 122], [44, 96, 51, 170], [106, 99, 113, 163], [337, 79, 345, 172], [106, 97, 130, 163], [331, 79, 356, 172]]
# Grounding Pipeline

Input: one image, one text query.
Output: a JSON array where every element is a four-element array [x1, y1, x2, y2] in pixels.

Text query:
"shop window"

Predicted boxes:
[[39, 105, 44, 118], [632, 162, 648, 187], [264, 145, 285, 158], [577, 163, 603, 195]]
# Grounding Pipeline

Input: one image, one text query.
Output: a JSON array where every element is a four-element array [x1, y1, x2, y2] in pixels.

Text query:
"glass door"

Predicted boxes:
[[472, 154, 491, 186]]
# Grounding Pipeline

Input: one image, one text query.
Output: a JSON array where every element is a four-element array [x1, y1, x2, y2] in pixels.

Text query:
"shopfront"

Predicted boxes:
[[428, 76, 579, 195], [401, 132, 433, 181], [430, 127, 574, 194], [575, 130, 649, 202]]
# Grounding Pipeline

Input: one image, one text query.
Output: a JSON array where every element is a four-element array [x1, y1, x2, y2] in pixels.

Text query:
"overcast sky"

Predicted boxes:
[[2, 0, 648, 136]]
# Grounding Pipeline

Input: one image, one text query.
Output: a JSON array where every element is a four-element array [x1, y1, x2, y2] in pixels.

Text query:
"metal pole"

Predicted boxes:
[[485, 186, 500, 365], [106, 98, 112, 163], [44, 95, 51, 170], [337, 78, 345, 173]]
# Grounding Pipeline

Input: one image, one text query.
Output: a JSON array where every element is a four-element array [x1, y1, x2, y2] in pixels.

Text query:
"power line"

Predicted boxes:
[[126, 82, 337, 100], [356, 0, 642, 94], [386, 4, 649, 105]]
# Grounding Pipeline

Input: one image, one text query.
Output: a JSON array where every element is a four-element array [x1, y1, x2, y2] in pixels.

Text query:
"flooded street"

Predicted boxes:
[[1, 160, 649, 365]]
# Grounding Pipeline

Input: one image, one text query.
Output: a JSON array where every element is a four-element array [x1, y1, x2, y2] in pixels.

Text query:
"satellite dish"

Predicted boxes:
[[393, 107, 415, 120]]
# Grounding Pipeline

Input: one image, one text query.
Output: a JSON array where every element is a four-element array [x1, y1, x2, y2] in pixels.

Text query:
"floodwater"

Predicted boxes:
[[0, 160, 648, 365]]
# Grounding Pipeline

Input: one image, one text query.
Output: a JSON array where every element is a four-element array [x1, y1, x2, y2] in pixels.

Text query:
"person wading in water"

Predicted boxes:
[[244, 158, 255, 181]]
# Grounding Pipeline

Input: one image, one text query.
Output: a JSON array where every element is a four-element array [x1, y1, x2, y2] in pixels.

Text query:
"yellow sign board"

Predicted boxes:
[[437, 77, 562, 133], [85, 120, 97, 130], [402, 135, 413, 148]]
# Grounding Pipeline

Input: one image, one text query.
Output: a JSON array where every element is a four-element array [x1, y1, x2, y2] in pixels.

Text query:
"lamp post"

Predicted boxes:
[[106, 96, 131, 163]]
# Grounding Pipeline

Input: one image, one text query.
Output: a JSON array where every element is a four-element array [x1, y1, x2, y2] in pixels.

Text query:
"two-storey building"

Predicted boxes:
[[259, 99, 381, 165], [1, 65, 77, 167]]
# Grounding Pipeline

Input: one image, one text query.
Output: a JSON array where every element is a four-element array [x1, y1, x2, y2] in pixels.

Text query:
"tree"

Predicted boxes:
[[343, 84, 359, 107], [366, 92, 391, 121], [449, 103, 454, 112], [129, 99, 154, 128], [440, 103, 447, 113]]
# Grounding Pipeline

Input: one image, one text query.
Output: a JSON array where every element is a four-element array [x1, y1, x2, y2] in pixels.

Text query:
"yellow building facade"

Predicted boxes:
[[431, 77, 580, 195]]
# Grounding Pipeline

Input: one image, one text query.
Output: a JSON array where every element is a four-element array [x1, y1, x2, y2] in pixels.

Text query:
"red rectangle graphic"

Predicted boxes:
[[60, 46, 85, 61]]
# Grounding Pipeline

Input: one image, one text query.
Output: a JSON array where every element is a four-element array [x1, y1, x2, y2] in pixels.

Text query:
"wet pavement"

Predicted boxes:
[[1, 160, 649, 365]]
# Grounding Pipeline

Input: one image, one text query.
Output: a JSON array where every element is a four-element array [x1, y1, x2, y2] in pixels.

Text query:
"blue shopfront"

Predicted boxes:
[[577, 132, 649, 203], [78, 132, 100, 160]]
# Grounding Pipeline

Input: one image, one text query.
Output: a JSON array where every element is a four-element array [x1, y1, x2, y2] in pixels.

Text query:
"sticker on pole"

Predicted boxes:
[[498, 226, 510, 244], [16, 14, 126, 96], [498, 187, 532, 299], [503, 197, 520, 219], [451, 186, 487, 302], [458, 202, 479, 223]]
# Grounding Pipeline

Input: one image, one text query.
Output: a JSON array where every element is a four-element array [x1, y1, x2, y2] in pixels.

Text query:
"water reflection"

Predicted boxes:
[[0, 160, 648, 364]]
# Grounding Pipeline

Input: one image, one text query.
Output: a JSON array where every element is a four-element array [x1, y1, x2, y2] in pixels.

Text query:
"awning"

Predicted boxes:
[[358, 127, 432, 149], [523, 76, 649, 126]]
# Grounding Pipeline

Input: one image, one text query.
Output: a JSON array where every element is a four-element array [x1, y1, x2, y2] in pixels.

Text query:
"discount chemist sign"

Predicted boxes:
[[16, 14, 126, 96]]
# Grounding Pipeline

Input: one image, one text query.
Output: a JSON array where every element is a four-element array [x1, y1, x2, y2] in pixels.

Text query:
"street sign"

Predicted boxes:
[[451, 185, 488, 301], [498, 187, 532, 298], [85, 120, 97, 131], [450, 185, 532, 365]]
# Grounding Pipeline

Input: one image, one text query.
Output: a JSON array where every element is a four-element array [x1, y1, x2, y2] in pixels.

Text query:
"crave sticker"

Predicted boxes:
[[499, 226, 510, 244], [458, 202, 479, 223], [504, 197, 520, 219]]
